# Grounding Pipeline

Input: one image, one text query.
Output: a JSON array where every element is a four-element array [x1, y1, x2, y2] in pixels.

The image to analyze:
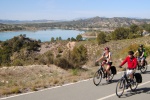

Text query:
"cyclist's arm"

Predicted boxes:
[[96, 56, 104, 62], [140, 51, 145, 58], [119, 57, 128, 67], [134, 51, 138, 57]]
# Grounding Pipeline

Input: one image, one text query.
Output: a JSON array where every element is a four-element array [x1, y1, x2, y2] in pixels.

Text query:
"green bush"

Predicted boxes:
[[54, 57, 73, 69], [97, 32, 106, 44], [12, 59, 23, 66], [76, 35, 83, 41], [70, 45, 87, 68]]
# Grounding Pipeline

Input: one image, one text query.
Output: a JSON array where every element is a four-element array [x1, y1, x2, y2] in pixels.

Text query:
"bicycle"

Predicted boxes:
[[137, 59, 148, 73], [116, 70, 138, 98], [93, 62, 116, 86]]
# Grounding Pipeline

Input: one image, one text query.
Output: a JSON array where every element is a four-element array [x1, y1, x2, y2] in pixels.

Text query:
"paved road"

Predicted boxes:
[[1, 66, 150, 100]]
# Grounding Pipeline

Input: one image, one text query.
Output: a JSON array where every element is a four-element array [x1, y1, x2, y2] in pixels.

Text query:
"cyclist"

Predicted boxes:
[[119, 51, 137, 84], [134, 44, 146, 67], [96, 47, 112, 82]]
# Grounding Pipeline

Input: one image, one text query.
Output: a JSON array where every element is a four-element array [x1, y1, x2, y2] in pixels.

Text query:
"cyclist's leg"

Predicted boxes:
[[102, 60, 107, 78], [127, 69, 136, 82], [137, 57, 141, 69], [141, 57, 145, 66], [106, 62, 112, 81], [126, 69, 134, 88]]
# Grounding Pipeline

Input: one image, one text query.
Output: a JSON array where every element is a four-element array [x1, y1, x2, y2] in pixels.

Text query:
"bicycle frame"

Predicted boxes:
[[121, 72, 130, 86]]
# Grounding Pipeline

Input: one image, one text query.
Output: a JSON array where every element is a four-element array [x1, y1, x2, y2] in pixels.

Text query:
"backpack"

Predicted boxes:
[[110, 66, 117, 75], [134, 73, 142, 83]]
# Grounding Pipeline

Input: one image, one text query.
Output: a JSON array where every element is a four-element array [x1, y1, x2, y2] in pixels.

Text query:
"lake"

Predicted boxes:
[[0, 29, 84, 42]]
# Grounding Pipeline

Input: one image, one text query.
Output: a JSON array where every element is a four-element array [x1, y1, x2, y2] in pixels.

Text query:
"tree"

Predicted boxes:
[[51, 37, 55, 42], [71, 37, 76, 41], [111, 27, 130, 40], [130, 24, 140, 34], [56, 37, 59, 41], [67, 38, 71, 41], [59, 37, 62, 40], [97, 32, 106, 45], [76, 35, 83, 41]]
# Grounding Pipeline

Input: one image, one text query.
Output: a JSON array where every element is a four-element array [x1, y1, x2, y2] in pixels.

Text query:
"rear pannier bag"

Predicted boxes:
[[110, 66, 117, 75], [134, 73, 142, 83]]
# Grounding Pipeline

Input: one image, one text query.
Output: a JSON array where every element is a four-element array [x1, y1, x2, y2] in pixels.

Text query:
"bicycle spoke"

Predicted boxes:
[[130, 78, 138, 91], [140, 61, 148, 73], [93, 70, 102, 86], [116, 79, 125, 98]]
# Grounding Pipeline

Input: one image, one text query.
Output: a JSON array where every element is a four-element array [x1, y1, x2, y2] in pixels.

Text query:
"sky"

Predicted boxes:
[[0, 0, 150, 20]]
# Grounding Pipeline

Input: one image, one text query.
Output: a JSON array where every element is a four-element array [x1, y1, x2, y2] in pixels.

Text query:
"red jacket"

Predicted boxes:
[[120, 56, 137, 69]]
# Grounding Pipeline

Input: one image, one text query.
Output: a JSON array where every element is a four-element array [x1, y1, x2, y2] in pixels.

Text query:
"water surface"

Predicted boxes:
[[0, 29, 84, 42]]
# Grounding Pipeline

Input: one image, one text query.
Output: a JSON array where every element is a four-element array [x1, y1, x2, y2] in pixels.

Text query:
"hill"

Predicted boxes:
[[1, 17, 150, 32]]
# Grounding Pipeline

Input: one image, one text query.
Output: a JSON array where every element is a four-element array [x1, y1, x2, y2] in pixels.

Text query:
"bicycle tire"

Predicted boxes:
[[130, 78, 138, 91], [93, 70, 102, 86], [116, 79, 125, 98], [140, 61, 148, 73]]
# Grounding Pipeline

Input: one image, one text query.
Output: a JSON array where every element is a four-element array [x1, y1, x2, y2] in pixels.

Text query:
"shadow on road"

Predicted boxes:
[[121, 87, 150, 98], [100, 79, 119, 86], [143, 71, 150, 74]]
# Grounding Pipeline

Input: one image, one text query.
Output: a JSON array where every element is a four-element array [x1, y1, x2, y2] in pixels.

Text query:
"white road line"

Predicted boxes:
[[0, 78, 92, 100], [97, 80, 150, 100]]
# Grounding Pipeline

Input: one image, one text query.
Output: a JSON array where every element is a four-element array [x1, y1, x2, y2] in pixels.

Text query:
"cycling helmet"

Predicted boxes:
[[105, 47, 109, 50], [128, 51, 134, 55], [139, 44, 143, 47]]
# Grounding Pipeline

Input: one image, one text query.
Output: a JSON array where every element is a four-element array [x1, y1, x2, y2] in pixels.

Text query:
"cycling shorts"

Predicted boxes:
[[126, 69, 136, 76], [138, 57, 146, 61]]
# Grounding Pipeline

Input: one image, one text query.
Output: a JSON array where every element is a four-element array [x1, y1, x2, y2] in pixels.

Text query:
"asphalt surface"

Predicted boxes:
[[1, 66, 150, 100]]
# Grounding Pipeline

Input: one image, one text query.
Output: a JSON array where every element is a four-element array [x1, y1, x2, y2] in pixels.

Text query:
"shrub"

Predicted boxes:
[[70, 45, 88, 67], [58, 47, 63, 53], [76, 35, 83, 41], [54, 57, 73, 69], [46, 51, 54, 64], [72, 69, 79, 76], [97, 32, 106, 44], [12, 59, 23, 66]]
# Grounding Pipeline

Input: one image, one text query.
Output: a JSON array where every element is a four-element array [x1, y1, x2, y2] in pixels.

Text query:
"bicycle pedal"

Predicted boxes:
[[126, 85, 129, 89]]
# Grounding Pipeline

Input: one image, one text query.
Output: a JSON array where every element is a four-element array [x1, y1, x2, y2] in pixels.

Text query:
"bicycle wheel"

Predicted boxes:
[[140, 61, 148, 73], [93, 70, 102, 86], [130, 78, 138, 91], [116, 79, 125, 98]]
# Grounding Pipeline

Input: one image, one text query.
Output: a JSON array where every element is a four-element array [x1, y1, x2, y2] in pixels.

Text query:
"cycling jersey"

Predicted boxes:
[[120, 56, 137, 69], [138, 48, 146, 57], [102, 52, 112, 63]]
